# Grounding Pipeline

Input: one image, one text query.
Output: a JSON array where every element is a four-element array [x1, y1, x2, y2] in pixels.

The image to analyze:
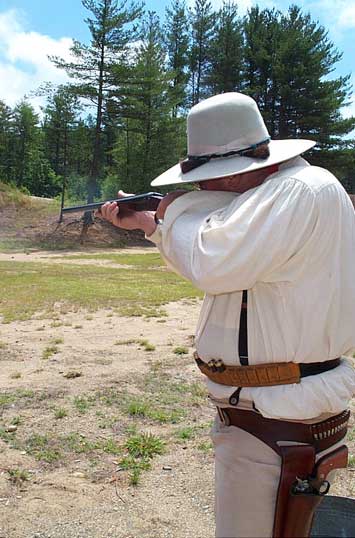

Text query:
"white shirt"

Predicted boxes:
[[147, 157, 355, 420]]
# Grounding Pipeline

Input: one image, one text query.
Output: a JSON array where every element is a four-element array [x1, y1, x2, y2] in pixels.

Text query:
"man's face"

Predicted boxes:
[[198, 165, 279, 194]]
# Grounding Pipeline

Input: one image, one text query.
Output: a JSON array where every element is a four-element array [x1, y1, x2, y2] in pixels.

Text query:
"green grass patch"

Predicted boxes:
[[54, 407, 68, 419], [348, 455, 355, 468], [175, 426, 197, 441], [0, 389, 35, 408], [7, 468, 30, 485], [197, 441, 213, 452], [73, 394, 96, 414], [124, 397, 184, 424], [119, 432, 165, 486], [0, 258, 202, 322], [60, 253, 164, 268], [25, 434, 62, 463], [42, 345, 59, 360], [173, 346, 189, 355]]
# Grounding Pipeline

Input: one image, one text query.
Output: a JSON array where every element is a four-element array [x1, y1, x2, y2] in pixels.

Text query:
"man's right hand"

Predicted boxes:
[[96, 190, 157, 236]]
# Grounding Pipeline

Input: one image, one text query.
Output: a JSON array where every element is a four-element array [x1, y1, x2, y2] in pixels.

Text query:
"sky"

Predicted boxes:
[[0, 0, 355, 118]]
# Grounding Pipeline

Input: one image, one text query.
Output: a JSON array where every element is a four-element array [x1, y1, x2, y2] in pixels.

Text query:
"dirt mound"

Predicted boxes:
[[0, 204, 151, 251]]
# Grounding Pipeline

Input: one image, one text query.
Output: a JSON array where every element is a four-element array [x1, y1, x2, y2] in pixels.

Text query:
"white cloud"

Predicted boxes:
[[337, 3, 355, 28], [187, 0, 253, 15], [0, 9, 73, 112]]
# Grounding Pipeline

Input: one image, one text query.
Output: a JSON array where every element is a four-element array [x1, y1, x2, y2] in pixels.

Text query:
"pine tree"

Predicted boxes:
[[242, 5, 355, 165], [0, 100, 13, 182], [206, 0, 243, 95], [189, 0, 216, 105], [107, 12, 185, 193], [42, 86, 81, 177], [9, 101, 58, 196], [50, 0, 143, 207], [164, 0, 190, 116]]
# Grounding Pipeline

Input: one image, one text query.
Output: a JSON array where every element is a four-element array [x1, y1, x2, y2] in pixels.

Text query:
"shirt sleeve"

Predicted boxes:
[[157, 178, 317, 294]]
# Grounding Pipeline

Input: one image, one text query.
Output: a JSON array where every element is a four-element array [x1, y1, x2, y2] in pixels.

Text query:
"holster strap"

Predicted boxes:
[[217, 408, 350, 455], [195, 354, 340, 387]]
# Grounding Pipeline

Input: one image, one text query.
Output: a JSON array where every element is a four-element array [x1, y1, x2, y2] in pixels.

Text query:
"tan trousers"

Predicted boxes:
[[211, 414, 342, 538], [212, 416, 280, 538]]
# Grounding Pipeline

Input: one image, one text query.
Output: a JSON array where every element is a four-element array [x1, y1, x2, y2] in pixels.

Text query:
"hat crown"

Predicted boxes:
[[187, 92, 270, 157]]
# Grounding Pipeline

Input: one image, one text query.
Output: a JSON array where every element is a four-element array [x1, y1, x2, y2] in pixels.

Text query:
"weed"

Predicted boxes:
[[73, 395, 96, 414], [11, 416, 22, 425], [101, 438, 121, 455], [63, 433, 98, 454], [349, 455, 355, 468], [137, 339, 156, 352], [173, 346, 189, 355], [63, 371, 82, 379], [54, 407, 68, 419], [347, 428, 355, 442], [0, 394, 17, 407], [52, 338, 64, 345], [0, 428, 16, 444], [26, 434, 61, 462], [126, 399, 150, 418], [42, 345, 59, 360], [125, 432, 165, 459], [7, 468, 30, 485], [73, 325, 83, 329], [197, 441, 213, 452], [175, 426, 196, 441], [0, 341, 6, 349], [10, 372, 21, 379], [114, 339, 136, 346]]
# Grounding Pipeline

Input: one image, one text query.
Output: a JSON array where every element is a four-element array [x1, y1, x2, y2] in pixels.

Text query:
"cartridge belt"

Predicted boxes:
[[194, 354, 341, 387], [217, 407, 350, 455]]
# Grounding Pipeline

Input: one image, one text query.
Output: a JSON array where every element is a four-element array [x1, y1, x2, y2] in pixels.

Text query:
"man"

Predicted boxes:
[[99, 93, 355, 537]]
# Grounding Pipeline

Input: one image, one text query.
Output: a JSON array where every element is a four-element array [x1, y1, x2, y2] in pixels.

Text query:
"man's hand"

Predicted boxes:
[[96, 189, 189, 237], [96, 190, 156, 236]]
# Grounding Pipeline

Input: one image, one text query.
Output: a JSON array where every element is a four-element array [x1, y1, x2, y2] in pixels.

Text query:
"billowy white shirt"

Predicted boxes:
[[147, 157, 355, 420]]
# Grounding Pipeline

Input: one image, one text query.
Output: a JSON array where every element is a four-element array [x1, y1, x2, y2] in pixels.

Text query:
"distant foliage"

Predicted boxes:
[[0, 0, 354, 200]]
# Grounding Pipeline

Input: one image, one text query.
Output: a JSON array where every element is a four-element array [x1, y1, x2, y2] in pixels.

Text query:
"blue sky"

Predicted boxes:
[[0, 0, 354, 117]]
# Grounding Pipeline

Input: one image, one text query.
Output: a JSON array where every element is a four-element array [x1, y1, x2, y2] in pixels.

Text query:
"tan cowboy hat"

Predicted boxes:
[[151, 92, 316, 187]]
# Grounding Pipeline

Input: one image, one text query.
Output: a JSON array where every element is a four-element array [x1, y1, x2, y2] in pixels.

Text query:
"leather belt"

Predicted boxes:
[[217, 407, 350, 455], [194, 354, 340, 387]]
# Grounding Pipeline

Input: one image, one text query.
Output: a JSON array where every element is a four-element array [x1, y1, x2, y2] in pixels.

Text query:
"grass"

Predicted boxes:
[[60, 253, 164, 268], [42, 345, 59, 360], [173, 346, 189, 355], [0, 390, 35, 408], [0, 258, 202, 323], [7, 468, 30, 485], [124, 397, 184, 424], [73, 394, 97, 414], [54, 407, 68, 419], [119, 432, 165, 486], [348, 455, 355, 468], [26, 434, 62, 463]]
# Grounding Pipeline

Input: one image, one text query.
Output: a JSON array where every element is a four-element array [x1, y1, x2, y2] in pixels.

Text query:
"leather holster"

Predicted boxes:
[[273, 444, 348, 538]]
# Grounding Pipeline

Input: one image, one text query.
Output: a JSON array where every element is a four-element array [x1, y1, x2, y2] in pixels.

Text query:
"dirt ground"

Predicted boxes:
[[0, 249, 215, 538], [0, 250, 354, 538]]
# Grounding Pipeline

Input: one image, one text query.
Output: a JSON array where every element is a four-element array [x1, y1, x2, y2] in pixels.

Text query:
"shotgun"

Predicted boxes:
[[61, 192, 164, 214]]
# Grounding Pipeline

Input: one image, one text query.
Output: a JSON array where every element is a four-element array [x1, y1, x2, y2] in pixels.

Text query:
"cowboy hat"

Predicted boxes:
[[151, 92, 316, 187]]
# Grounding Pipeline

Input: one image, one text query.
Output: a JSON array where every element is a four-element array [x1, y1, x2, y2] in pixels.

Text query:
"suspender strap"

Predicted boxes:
[[239, 290, 248, 365]]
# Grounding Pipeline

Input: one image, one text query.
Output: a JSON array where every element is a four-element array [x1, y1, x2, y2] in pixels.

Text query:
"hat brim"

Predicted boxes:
[[151, 139, 316, 187]]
